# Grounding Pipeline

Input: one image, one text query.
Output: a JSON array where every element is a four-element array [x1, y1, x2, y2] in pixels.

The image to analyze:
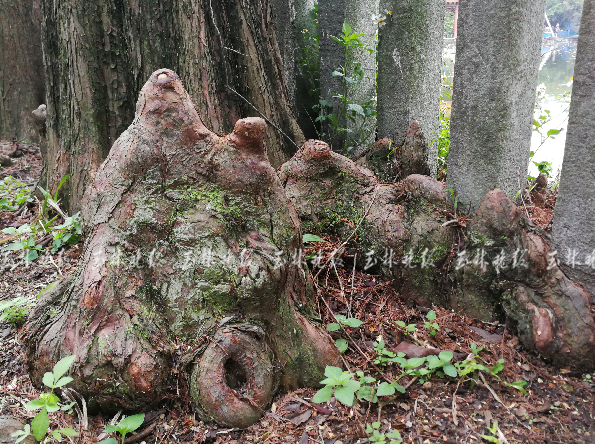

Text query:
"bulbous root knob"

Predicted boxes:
[[190, 329, 276, 428]]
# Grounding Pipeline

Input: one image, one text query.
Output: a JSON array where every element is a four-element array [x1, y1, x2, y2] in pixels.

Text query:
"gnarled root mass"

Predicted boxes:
[[23, 69, 339, 426], [280, 141, 595, 370]]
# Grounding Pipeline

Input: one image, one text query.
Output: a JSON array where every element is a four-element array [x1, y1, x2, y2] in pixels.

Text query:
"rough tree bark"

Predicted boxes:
[[24, 70, 339, 427], [40, 0, 304, 214], [551, 0, 595, 296], [0, 0, 45, 143]]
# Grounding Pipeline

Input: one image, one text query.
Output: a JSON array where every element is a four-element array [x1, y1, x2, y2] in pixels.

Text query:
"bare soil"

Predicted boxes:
[[1, 146, 594, 444]]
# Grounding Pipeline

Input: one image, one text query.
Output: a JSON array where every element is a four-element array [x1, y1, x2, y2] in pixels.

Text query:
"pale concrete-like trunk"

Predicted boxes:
[[446, 0, 546, 212], [551, 0, 595, 296], [377, 0, 444, 176]]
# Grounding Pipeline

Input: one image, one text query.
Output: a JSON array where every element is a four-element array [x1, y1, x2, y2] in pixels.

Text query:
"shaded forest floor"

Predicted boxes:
[[1, 145, 594, 444]]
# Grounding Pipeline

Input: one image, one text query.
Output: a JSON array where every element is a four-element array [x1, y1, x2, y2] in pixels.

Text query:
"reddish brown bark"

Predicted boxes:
[[24, 69, 338, 424]]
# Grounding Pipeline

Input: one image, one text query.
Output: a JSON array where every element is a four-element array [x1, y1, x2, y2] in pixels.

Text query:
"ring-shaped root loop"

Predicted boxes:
[[190, 329, 276, 428]]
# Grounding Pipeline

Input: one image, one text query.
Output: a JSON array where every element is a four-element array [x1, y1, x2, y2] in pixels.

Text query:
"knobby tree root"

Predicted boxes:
[[190, 329, 276, 428]]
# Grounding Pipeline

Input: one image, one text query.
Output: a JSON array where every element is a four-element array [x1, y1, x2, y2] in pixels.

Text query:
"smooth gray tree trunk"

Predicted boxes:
[[446, 0, 545, 212], [552, 0, 595, 297], [377, 0, 444, 175]]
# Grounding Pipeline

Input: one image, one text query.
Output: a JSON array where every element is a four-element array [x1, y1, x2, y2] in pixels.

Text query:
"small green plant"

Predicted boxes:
[[303, 233, 327, 244], [313, 365, 406, 407], [312, 366, 361, 406], [0, 176, 32, 211], [423, 310, 439, 336], [470, 342, 484, 355], [447, 187, 459, 214], [456, 345, 528, 395], [98, 414, 146, 444], [355, 370, 378, 402], [51, 212, 82, 253], [1, 175, 81, 261], [372, 339, 406, 371], [0, 296, 35, 326], [373, 339, 457, 383], [12, 355, 78, 443], [314, 21, 376, 152], [436, 101, 451, 175], [394, 320, 416, 335], [366, 422, 402, 444], [2, 224, 43, 262], [425, 351, 458, 378], [37, 174, 70, 221], [299, 4, 321, 114], [327, 314, 363, 353], [481, 420, 500, 443], [532, 160, 553, 179]]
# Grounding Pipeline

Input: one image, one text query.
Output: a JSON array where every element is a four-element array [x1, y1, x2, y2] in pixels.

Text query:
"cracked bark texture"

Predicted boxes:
[[39, 0, 304, 214], [0, 0, 45, 143], [23, 70, 338, 426]]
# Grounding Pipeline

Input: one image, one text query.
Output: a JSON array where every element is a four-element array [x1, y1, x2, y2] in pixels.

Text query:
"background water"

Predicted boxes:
[[531, 40, 577, 179]]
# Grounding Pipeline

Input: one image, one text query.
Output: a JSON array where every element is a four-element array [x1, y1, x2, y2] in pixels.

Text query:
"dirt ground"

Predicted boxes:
[[1, 146, 594, 444]]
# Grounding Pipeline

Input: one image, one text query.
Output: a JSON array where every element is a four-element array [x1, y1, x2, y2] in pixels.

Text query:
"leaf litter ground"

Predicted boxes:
[[1, 145, 594, 444]]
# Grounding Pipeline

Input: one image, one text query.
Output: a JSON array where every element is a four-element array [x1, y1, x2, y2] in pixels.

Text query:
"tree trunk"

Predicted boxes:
[[446, 0, 545, 211], [40, 0, 304, 214], [24, 70, 339, 426], [0, 0, 45, 143], [551, 0, 595, 296], [40, 0, 138, 214], [377, 0, 444, 176]]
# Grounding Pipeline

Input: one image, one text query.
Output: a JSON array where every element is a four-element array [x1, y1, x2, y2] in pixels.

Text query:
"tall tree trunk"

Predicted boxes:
[[40, 0, 304, 214], [40, 0, 138, 213], [446, 0, 545, 212], [552, 0, 595, 296], [377, 0, 444, 176], [0, 0, 45, 143]]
